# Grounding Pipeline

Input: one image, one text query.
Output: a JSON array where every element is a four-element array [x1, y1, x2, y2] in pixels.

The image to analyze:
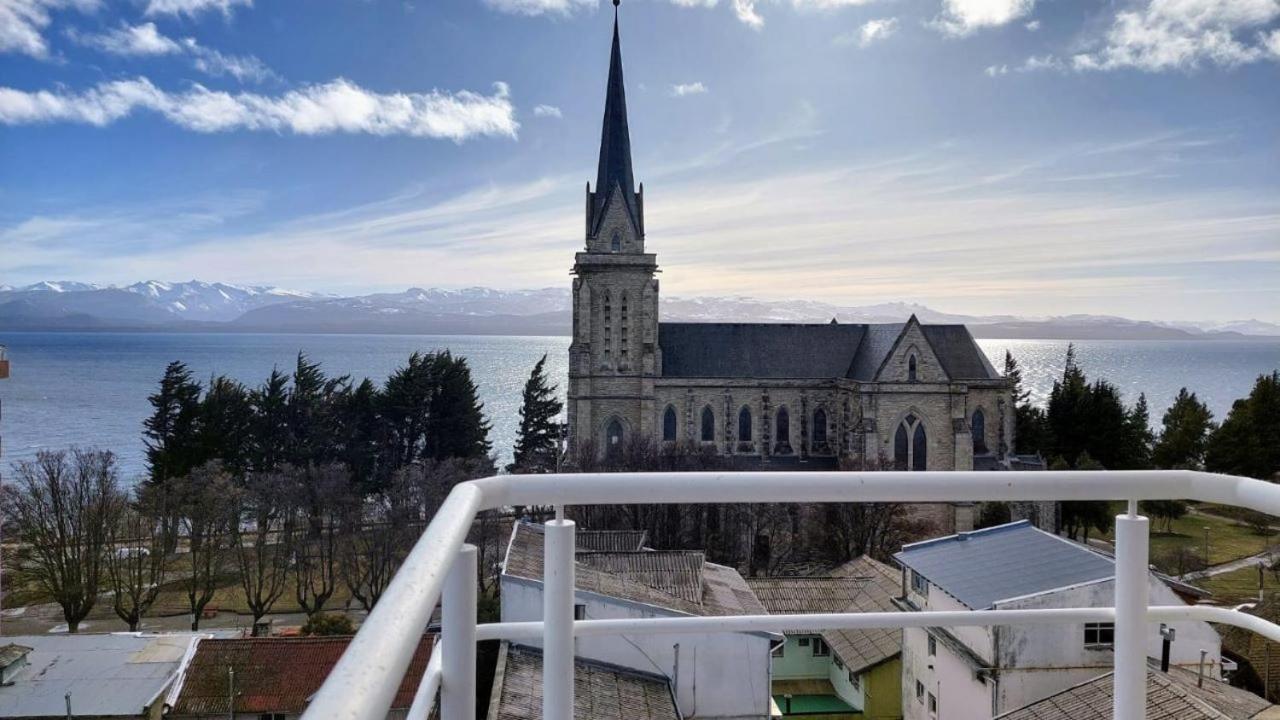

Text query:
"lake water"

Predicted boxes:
[[0, 332, 1276, 479]]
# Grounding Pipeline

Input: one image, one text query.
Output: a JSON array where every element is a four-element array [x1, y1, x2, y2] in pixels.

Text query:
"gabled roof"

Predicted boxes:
[[894, 521, 1116, 610], [502, 521, 766, 617], [657, 321, 1001, 382], [487, 643, 679, 720], [168, 636, 433, 716], [746, 556, 902, 673], [590, 12, 641, 238], [0, 633, 201, 719], [995, 662, 1276, 720], [577, 529, 647, 552]]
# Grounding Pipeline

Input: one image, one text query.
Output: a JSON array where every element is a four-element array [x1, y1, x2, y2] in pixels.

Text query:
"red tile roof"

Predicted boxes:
[[169, 635, 434, 716]]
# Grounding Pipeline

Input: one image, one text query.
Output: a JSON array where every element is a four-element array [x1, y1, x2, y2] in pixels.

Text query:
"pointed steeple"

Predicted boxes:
[[591, 2, 642, 238]]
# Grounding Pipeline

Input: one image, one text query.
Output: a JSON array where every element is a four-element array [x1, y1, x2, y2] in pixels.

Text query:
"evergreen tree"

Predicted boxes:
[[425, 352, 493, 462], [144, 361, 203, 486], [1122, 392, 1154, 470], [251, 368, 290, 472], [508, 354, 564, 474], [198, 375, 254, 478], [1006, 351, 1049, 455], [1153, 388, 1215, 469], [381, 352, 438, 472], [1058, 452, 1114, 541], [340, 378, 383, 492], [1207, 371, 1280, 480]]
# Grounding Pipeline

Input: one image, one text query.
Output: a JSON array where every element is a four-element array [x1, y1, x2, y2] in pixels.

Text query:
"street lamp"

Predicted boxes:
[[1203, 526, 1211, 567]]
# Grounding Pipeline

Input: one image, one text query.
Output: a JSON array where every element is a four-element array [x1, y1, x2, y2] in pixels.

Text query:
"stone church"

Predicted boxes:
[[566, 10, 1031, 511]]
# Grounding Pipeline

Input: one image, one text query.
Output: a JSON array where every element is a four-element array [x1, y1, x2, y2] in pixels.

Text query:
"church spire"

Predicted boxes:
[[591, 0, 641, 238]]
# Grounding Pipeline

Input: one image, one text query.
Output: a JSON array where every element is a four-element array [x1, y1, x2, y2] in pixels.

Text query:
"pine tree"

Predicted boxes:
[[1153, 388, 1215, 470], [425, 352, 493, 462], [509, 355, 564, 474], [198, 375, 254, 478], [1207, 371, 1280, 480], [144, 361, 203, 486], [1005, 351, 1048, 455], [251, 368, 290, 472], [1122, 392, 1154, 470]]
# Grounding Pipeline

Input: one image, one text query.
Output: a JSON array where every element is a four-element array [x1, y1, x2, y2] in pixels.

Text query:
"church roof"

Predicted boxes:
[[591, 11, 641, 237], [658, 321, 1000, 381]]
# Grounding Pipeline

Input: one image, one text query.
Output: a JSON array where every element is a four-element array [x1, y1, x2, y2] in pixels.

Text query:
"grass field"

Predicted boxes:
[[1200, 565, 1278, 605], [1097, 503, 1276, 576]]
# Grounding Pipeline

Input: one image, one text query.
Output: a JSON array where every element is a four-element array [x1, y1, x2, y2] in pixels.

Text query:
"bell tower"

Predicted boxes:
[[567, 1, 660, 456]]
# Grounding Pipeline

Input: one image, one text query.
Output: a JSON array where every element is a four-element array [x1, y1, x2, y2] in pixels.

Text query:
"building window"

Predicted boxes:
[[606, 419, 624, 451], [775, 407, 791, 453], [911, 570, 928, 596], [812, 637, 830, 657], [928, 636, 937, 656], [908, 354, 918, 382], [850, 671, 859, 690], [260, 714, 287, 720], [611, 230, 621, 252], [834, 655, 844, 669], [895, 413, 928, 471], [574, 604, 587, 620], [1084, 622, 1115, 648], [620, 293, 629, 358], [701, 406, 715, 442], [916, 681, 924, 702], [662, 406, 677, 442], [772, 643, 784, 658], [798, 637, 810, 647], [812, 408, 827, 445], [928, 692, 938, 716], [738, 407, 753, 443], [972, 408, 986, 453]]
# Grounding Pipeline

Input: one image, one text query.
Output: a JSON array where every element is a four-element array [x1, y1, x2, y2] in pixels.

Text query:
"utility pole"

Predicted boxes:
[[1204, 526, 1211, 567], [64, 691, 71, 720], [228, 667, 235, 720]]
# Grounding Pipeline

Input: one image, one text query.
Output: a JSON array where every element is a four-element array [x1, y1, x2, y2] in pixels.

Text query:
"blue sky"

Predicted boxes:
[[1, 0, 1278, 323]]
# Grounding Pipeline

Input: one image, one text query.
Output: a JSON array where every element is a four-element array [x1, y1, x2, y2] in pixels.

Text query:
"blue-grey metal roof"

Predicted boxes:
[[894, 521, 1116, 609], [0, 634, 200, 718]]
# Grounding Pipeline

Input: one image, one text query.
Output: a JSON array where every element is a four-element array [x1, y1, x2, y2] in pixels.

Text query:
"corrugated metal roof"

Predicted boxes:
[[0, 633, 201, 718], [487, 644, 679, 720], [746, 556, 902, 673], [894, 520, 1115, 609], [995, 662, 1274, 720], [576, 530, 647, 552], [168, 636, 433, 717], [503, 522, 766, 617]]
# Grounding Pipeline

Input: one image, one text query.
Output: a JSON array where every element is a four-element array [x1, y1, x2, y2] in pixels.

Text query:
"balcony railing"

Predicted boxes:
[[301, 470, 1280, 720]]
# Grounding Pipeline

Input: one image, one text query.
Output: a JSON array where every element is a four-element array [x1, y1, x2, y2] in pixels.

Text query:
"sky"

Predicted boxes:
[[0, 0, 1278, 323]]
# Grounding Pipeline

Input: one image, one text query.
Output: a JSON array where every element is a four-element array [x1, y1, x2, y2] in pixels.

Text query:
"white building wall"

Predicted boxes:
[[828, 658, 866, 710], [901, 626, 993, 720], [501, 576, 774, 720]]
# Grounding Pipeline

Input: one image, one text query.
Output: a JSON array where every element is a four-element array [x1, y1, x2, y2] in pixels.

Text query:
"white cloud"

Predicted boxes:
[[858, 17, 898, 46], [1024, 19, 1040, 30], [1268, 28, 1280, 56], [143, 0, 251, 17], [67, 22, 180, 55], [0, 77, 519, 140], [181, 38, 277, 83], [669, 81, 708, 97], [1073, 0, 1280, 71], [984, 63, 1009, 76], [934, 0, 1035, 36], [0, 0, 97, 58], [480, 0, 592, 16], [732, 0, 764, 28], [532, 104, 562, 118]]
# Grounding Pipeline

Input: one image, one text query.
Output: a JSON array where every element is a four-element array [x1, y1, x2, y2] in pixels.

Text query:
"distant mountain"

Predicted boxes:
[[1, 282, 1275, 341], [0, 280, 317, 325]]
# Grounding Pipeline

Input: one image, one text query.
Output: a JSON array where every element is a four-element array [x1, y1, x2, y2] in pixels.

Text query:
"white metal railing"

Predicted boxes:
[[301, 470, 1280, 720]]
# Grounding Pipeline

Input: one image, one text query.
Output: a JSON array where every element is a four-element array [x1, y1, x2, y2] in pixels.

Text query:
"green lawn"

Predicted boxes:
[[1097, 504, 1276, 575], [1199, 565, 1278, 605]]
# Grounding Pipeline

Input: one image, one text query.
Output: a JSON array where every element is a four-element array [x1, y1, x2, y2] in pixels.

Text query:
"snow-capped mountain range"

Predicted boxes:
[[1, 281, 1277, 339]]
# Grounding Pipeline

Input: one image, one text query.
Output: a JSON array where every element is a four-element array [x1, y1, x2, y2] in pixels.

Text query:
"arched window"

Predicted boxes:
[[701, 406, 715, 442], [662, 406, 677, 442], [738, 407, 753, 443], [972, 409, 986, 453], [895, 413, 927, 471], [611, 231, 621, 252], [775, 407, 791, 453], [813, 408, 828, 445], [908, 354, 918, 382], [606, 418, 624, 450]]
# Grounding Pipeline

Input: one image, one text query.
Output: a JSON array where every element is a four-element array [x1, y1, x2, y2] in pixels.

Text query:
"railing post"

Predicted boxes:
[[544, 518, 576, 720], [1113, 502, 1150, 720], [442, 544, 477, 720]]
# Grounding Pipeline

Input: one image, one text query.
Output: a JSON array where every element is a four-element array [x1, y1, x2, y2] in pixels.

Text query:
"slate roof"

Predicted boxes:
[[657, 321, 1000, 381], [746, 555, 902, 673], [168, 636, 433, 716], [0, 633, 200, 718], [503, 522, 767, 617], [894, 520, 1116, 610], [995, 662, 1276, 720], [487, 643, 679, 720]]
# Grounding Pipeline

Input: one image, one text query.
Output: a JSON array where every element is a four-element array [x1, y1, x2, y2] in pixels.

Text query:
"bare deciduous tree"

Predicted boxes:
[[104, 484, 168, 631], [4, 449, 121, 633], [173, 462, 236, 631], [290, 464, 349, 617], [232, 470, 294, 634]]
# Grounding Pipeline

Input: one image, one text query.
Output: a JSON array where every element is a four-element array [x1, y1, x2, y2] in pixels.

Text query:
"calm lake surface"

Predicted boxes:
[[0, 332, 1276, 479]]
